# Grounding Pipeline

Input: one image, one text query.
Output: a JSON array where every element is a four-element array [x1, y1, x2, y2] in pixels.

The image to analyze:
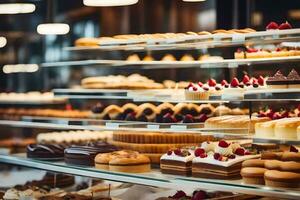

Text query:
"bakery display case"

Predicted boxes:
[[1, 0, 300, 199]]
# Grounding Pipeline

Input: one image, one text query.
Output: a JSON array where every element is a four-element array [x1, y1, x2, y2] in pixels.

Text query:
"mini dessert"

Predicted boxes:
[[64, 142, 119, 166], [264, 170, 300, 188], [95, 150, 151, 173], [241, 167, 267, 185], [160, 148, 195, 176], [222, 78, 244, 100], [242, 159, 266, 168], [287, 69, 300, 88], [184, 83, 210, 100], [143, 55, 154, 61], [192, 141, 260, 179], [126, 54, 140, 61], [136, 103, 158, 121], [27, 144, 65, 160], [180, 54, 194, 61], [266, 70, 288, 89], [161, 54, 176, 61], [264, 160, 300, 173]]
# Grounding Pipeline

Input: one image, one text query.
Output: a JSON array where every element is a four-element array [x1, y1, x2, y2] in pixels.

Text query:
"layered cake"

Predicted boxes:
[[64, 142, 119, 166], [192, 141, 260, 179], [266, 69, 300, 89], [27, 144, 66, 160], [95, 150, 151, 173], [160, 148, 195, 176]]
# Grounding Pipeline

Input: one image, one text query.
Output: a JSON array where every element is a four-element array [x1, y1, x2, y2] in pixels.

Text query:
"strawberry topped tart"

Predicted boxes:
[[192, 140, 260, 179], [184, 79, 223, 100]]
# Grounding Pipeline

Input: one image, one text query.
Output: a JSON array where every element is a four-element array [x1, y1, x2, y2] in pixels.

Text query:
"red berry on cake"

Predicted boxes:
[[192, 86, 198, 91], [167, 150, 172, 155], [221, 80, 228, 86], [174, 148, 182, 156], [198, 82, 203, 87], [194, 148, 205, 157], [235, 147, 245, 156], [208, 78, 217, 87], [266, 21, 279, 30], [290, 145, 299, 153], [198, 114, 208, 122], [244, 151, 251, 155], [228, 154, 236, 159], [213, 153, 221, 160], [199, 153, 207, 158], [242, 75, 250, 84], [246, 48, 258, 53], [230, 78, 239, 88], [258, 76, 265, 86], [278, 21, 292, 30], [218, 140, 230, 148], [170, 191, 188, 199]]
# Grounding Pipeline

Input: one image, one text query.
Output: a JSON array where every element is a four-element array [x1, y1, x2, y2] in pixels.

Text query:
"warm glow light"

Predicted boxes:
[[0, 37, 7, 48], [0, 3, 35, 14], [3, 64, 39, 74], [182, 0, 206, 2], [37, 23, 70, 35], [83, 0, 138, 7]]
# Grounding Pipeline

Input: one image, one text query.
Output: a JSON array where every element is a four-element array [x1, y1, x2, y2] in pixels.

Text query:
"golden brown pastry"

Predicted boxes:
[[122, 103, 139, 114], [241, 167, 267, 185], [180, 54, 194, 61], [126, 54, 141, 61], [264, 170, 300, 188], [161, 54, 176, 61], [143, 55, 154, 61], [136, 103, 158, 120]]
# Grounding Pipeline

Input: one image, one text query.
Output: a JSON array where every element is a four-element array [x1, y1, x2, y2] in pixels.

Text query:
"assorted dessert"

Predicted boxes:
[[0, 92, 66, 103], [81, 74, 164, 89], [91, 102, 249, 123], [266, 69, 300, 89], [75, 28, 257, 47], [160, 140, 260, 179], [126, 54, 223, 62], [184, 75, 266, 100], [112, 131, 213, 164], [241, 146, 300, 188]]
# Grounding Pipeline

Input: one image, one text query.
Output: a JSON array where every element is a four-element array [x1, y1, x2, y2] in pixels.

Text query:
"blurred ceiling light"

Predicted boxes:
[[83, 0, 138, 6], [3, 64, 39, 74], [0, 3, 35, 14], [182, 0, 206, 2], [0, 37, 7, 48], [37, 23, 70, 35]]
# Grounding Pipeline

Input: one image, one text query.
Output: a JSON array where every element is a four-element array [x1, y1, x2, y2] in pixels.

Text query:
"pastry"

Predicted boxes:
[[265, 160, 300, 173], [161, 54, 176, 61], [264, 170, 300, 188], [126, 54, 140, 61], [198, 104, 215, 115], [143, 55, 154, 61], [157, 102, 174, 115], [242, 159, 266, 168], [99, 105, 124, 120], [287, 69, 300, 88], [27, 144, 66, 160], [136, 103, 158, 120], [75, 37, 101, 46], [184, 83, 210, 100], [213, 105, 232, 116], [95, 150, 151, 173], [160, 148, 195, 176], [266, 70, 288, 89], [204, 115, 270, 133], [180, 54, 194, 61], [121, 103, 139, 115], [241, 167, 267, 185], [274, 118, 300, 139], [64, 142, 119, 166]]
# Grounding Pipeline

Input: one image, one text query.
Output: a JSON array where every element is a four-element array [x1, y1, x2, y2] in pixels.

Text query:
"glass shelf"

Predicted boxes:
[[65, 29, 300, 52], [41, 56, 300, 69], [0, 154, 299, 199]]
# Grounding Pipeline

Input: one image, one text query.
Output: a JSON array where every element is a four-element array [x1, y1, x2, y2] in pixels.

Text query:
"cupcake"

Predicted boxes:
[[184, 83, 210, 100]]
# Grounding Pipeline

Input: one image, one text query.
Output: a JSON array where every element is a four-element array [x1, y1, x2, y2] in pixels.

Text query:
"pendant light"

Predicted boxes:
[[182, 0, 206, 2], [37, 0, 70, 35], [0, 3, 35, 14], [83, 0, 138, 7]]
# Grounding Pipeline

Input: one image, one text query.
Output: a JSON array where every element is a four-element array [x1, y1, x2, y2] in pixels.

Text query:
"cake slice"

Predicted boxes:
[[160, 148, 195, 176]]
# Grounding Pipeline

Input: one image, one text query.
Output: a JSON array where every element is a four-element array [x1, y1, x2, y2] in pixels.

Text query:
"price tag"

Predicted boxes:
[[228, 63, 238, 68], [105, 122, 120, 129], [170, 125, 187, 130], [232, 34, 245, 42], [147, 124, 160, 130]]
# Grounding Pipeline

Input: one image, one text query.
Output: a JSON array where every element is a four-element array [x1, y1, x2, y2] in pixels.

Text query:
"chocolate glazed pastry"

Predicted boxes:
[[64, 142, 119, 166], [27, 144, 66, 160]]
